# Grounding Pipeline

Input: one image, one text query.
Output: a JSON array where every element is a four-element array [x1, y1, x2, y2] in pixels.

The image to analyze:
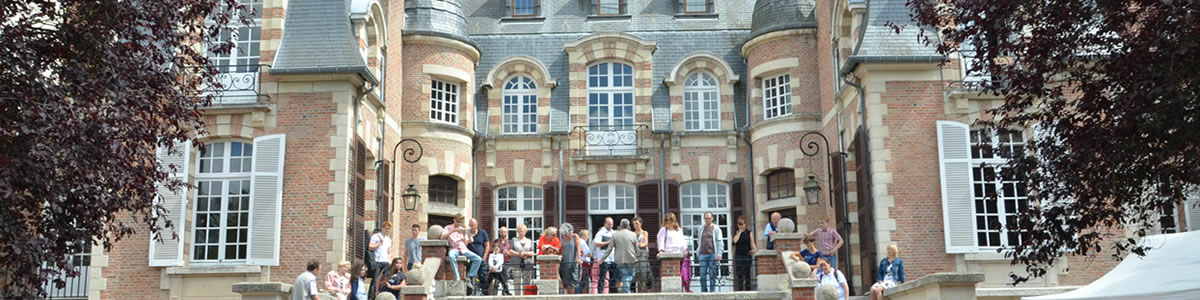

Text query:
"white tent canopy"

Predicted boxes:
[[1025, 230, 1200, 300]]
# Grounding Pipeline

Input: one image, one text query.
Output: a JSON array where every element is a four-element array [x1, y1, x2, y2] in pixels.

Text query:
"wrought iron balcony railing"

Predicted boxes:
[[570, 124, 652, 158], [206, 64, 269, 106], [42, 253, 90, 299]]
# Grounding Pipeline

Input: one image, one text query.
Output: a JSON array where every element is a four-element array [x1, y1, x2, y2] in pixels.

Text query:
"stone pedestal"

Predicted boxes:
[[658, 252, 684, 293], [419, 240, 450, 281], [755, 250, 787, 292], [773, 233, 805, 252], [536, 255, 562, 295], [232, 282, 291, 300], [789, 278, 818, 300]]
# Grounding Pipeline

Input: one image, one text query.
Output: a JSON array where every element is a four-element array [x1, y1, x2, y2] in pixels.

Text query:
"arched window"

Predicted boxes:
[[502, 76, 538, 134], [684, 73, 719, 131], [194, 141, 253, 261], [766, 169, 795, 200], [428, 175, 458, 205], [496, 186, 544, 241]]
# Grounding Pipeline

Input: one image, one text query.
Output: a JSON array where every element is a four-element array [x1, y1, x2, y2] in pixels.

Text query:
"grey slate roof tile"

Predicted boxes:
[[406, 0, 478, 48], [854, 0, 940, 57], [747, 0, 818, 42], [271, 0, 368, 76]]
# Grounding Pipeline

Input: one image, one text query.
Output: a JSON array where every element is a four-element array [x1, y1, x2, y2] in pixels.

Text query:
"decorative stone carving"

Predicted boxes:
[[778, 218, 796, 233], [782, 251, 812, 279], [427, 225, 444, 240], [406, 261, 425, 285], [816, 284, 840, 300]]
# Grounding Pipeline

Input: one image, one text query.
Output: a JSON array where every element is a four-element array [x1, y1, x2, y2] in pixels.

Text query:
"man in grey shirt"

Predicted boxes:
[[605, 219, 639, 293], [292, 260, 320, 300], [406, 223, 424, 270]]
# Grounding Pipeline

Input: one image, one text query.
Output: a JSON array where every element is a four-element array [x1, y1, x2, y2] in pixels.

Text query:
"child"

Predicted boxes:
[[487, 245, 511, 295]]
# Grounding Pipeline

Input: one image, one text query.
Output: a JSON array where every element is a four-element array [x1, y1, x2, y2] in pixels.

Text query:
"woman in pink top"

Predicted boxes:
[[657, 213, 692, 292], [325, 260, 351, 300]]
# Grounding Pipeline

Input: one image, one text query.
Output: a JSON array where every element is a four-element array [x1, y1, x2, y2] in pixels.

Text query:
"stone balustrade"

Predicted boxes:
[[883, 272, 985, 300]]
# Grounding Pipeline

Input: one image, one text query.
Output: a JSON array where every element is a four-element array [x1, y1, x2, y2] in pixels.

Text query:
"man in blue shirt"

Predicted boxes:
[[468, 218, 490, 293], [762, 212, 781, 250]]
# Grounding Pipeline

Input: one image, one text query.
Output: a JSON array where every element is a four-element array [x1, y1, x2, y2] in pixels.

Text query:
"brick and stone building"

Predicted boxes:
[[71, 0, 1200, 299]]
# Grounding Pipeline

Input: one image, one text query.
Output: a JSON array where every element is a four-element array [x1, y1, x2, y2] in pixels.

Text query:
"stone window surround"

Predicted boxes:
[[563, 33, 657, 134], [664, 52, 740, 133], [483, 56, 557, 136]]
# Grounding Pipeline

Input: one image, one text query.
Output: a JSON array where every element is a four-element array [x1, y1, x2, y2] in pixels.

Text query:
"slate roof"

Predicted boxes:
[[747, 0, 818, 43], [406, 0, 477, 48], [462, 0, 755, 35], [840, 0, 943, 74], [470, 31, 750, 135], [271, 0, 376, 83]]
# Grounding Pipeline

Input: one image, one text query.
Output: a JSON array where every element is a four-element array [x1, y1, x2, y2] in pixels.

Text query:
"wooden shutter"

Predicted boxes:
[[247, 134, 285, 265], [544, 183, 558, 226], [635, 182, 660, 253], [667, 181, 680, 216], [937, 121, 977, 253], [479, 183, 494, 233], [379, 161, 391, 224], [564, 183, 588, 230], [346, 139, 367, 264], [149, 141, 191, 267], [730, 178, 745, 217]]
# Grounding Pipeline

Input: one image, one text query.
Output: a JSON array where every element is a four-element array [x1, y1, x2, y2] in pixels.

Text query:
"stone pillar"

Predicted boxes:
[[773, 233, 805, 252], [756, 250, 787, 291], [536, 255, 562, 295], [232, 282, 291, 300], [399, 286, 431, 300], [419, 240, 450, 281], [658, 252, 684, 293], [789, 278, 818, 300]]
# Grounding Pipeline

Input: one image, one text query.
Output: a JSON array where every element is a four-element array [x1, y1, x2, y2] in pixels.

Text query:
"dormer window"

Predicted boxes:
[[683, 0, 713, 14], [596, 0, 627, 15], [512, 0, 538, 17]]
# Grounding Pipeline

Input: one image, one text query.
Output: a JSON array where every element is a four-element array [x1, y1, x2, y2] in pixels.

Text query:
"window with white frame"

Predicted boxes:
[[587, 62, 635, 130], [970, 129, 1030, 247], [680, 182, 732, 288], [430, 79, 459, 124], [683, 0, 712, 13], [193, 141, 253, 261], [684, 73, 720, 131], [210, 0, 263, 73], [503, 76, 538, 134], [589, 184, 636, 213], [762, 74, 791, 120], [497, 186, 545, 242], [512, 0, 538, 16]]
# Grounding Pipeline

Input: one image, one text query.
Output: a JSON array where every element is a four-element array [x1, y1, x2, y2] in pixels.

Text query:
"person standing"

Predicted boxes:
[[487, 226, 511, 295], [325, 260, 351, 300], [575, 229, 593, 294], [368, 222, 394, 289], [697, 212, 724, 292], [559, 223, 584, 294], [810, 256, 848, 300], [508, 223, 537, 291], [487, 244, 512, 295], [292, 260, 321, 300], [538, 226, 561, 255], [467, 218, 491, 291], [657, 213, 691, 293], [809, 217, 844, 269], [869, 244, 905, 300], [763, 212, 781, 250], [442, 214, 483, 282], [592, 217, 616, 294], [631, 217, 650, 292], [731, 215, 757, 291], [603, 219, 638, 294], [348, 263, 369, 300], [405, 223, 423, 271]]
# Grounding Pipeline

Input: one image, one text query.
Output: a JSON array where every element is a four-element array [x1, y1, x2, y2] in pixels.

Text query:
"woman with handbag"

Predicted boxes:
[[657, 213, 692, 293]]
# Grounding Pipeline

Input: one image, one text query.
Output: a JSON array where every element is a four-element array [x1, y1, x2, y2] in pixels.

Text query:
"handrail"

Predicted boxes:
[[568, 124, 653, 157], [204, 64, 271, 105], [470, 256, 758, 295]]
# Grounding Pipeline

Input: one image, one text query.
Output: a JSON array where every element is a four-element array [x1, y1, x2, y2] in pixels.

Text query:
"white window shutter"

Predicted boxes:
[[937, 120, 978, 253], [248, 134, 286, 265], [149, 141, 191, 267], [1186, 186, 1200, 232]]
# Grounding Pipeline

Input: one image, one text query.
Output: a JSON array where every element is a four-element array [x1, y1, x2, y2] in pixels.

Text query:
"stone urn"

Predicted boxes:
[[778, 218, 796, 233], [816, 284, 840, 300], [406, 261, 425, 285], [427, 225, 444, 240], [784, 252, 812, 279]]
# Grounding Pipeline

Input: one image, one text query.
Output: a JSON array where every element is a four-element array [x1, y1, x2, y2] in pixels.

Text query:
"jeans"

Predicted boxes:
[[698, 254, 718, 292], [617, 264, 635, 293], [825, 254, 838, 270], [595, 262, 617, 293], [447, 249, 483, 280], [487, 269, 510, 295]]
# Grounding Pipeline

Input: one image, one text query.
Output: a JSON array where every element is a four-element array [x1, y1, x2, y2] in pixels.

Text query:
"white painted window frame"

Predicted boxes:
[[762, 73, 791, 120], [430, 79, 460, 125], [192, 141, 254, 263], [502, 76, 538, 134], [684, 72, 720, 131]]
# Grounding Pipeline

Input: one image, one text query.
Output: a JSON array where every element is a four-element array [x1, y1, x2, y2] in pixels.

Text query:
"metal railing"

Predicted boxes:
[[41, 254, 90, 299], [467, 257, 757, 296], [206, 64, 270, 105], [569, 124, 652, 157]]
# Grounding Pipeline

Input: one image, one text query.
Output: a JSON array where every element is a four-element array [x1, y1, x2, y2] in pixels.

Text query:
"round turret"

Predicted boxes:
[[405, 0, 476, 47], [748, 0, 818, 42]]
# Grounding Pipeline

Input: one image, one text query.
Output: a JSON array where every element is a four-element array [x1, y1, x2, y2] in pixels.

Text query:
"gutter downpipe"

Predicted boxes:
[[375, 49, 387, 229], [558, 135, 564, 224], [660, 133, 667, 219], [739, 59, 756, 229]]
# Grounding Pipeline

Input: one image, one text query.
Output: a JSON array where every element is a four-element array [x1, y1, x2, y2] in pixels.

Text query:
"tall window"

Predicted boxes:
[[587, 62, 635, 129], [766, 169, 795, 200], [597, 0, 625, 15], [680, 182, 731, 286], [589, 184, 636, 212], [429, 175, 458, 205], [193, 141, 253, 262], [211, 0, 263, 73], [762, 74, 791, 120], [684, 73, 720, 131], [503, 76, 538, 134], [512, 0, 537, 16], [683, 0, 711, 13], [430, 80, 459, 124], [970, 129, 1029, 247], [497, 186, 545, 242]]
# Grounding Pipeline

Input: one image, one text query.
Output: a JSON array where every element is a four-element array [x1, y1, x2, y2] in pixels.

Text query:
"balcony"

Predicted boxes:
[[569, 124, 653, 160], [41, 253, 90, 299], [206, 64, 269, 106]]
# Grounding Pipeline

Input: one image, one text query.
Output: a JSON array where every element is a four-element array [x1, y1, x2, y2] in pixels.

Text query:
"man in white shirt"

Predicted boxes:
[[368, 221, 393, 287], [592, 217, 616, 293], [292, 260, 321, 300]]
